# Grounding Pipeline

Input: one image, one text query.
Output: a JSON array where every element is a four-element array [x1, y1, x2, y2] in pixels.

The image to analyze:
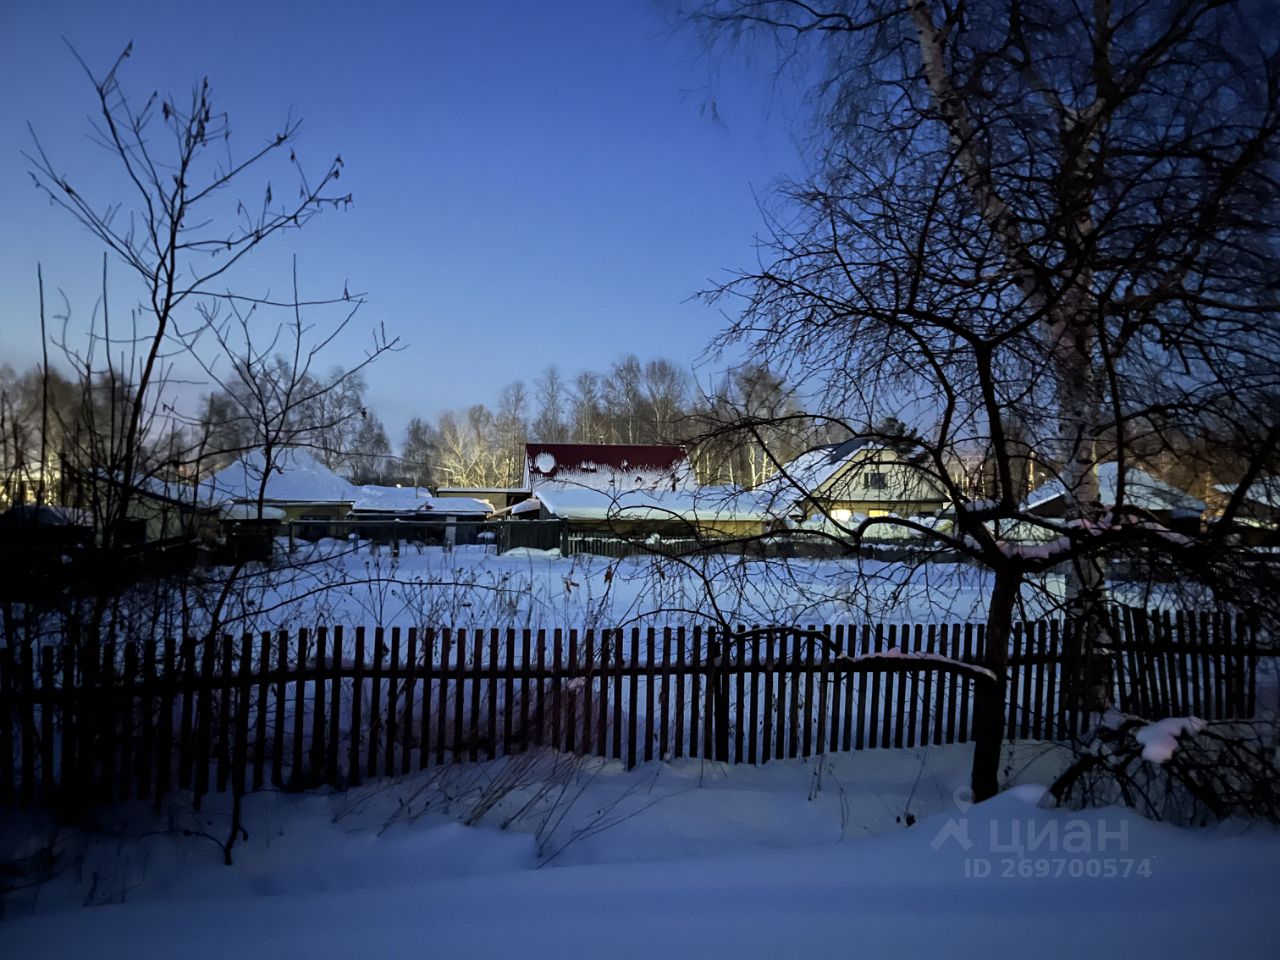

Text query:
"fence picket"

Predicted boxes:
[[534, 628, 547, 747], [40, 647, 55, 805], [350, 628, 364, 786], [403, 627, 417, 773], [645, 627, 656, 764], [816, 626, 831, 756], [628, 628, 640, 769], [614, 632, 624, 768], [294, 629, 310, 786], [0, 648, 13, 806], [519, 628, 531, 753], [253, 633, 269, 791], [660, 627, 672, 762], [674, 627, 686, 759], [689, 626, 701, 759], [385, 627, 401, 776], [62, 642, 79, 805], [234, 634, 252, 798], [313, 628, 329, 784]]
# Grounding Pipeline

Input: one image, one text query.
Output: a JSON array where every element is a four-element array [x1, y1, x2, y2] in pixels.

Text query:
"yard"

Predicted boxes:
[[2, 745, 1276, 958]]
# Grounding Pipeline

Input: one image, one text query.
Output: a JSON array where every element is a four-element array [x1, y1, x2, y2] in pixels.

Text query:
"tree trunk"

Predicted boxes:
[[971, 564, 1020, 801]]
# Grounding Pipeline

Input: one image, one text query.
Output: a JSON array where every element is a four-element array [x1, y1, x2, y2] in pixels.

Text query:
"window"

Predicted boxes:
[[866, 471, 887, 490]]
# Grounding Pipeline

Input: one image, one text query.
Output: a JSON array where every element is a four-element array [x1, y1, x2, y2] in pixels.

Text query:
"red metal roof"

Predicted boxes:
[[524, 443, 690, 487]]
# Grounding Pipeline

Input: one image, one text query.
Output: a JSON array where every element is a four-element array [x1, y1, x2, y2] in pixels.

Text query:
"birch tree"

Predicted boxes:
[[696, 0, 1280, 798]]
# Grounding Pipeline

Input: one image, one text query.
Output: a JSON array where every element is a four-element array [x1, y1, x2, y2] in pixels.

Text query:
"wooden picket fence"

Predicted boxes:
[[0, 609, 1269, 812]]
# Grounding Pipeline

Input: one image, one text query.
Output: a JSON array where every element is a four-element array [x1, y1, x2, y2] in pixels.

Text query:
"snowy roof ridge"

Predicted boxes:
[[751, 438, 914, 507], [1024, 461, 1204, 515], [202, 447, 359, 506], [534, 482, 771, 523]]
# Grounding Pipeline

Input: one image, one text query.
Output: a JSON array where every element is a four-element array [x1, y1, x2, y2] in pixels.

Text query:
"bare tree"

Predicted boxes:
[[399, 416, 440, 488], [25, 43, 352, 556], [533, 366, 569, 442], [693, 0, 1280, 798]]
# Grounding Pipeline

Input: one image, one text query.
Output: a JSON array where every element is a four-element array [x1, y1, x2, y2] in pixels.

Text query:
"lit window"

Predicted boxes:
[[831, 508, 852, 522]]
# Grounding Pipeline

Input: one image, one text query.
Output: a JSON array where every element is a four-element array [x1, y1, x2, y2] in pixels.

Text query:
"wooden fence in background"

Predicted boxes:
[[0, 609, 1268, 812]]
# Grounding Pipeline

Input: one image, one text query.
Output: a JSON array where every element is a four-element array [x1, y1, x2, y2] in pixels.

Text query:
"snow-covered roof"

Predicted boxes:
[[1213, 477, 1280, 510], [751, 438, 942, 510], [351, 485, 492, 516], [751, 439, 873, 502], [1025, 462, 1204, 516], [523, 443, 695, 492], [202, 448, 359, 506], [219, 503, 287, 522], [533, 484, 771, 524], [352, 485, 432, 513]]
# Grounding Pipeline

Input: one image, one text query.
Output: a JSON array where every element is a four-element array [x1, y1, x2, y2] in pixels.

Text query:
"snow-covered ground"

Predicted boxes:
[[180, 539, 1056, 638], [2, 743, 1275, 958], [8, 542, 1273, 957]]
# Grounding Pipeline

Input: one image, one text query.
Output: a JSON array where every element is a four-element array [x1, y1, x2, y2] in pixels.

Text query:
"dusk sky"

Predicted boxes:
[[0, 0, 806, 437]]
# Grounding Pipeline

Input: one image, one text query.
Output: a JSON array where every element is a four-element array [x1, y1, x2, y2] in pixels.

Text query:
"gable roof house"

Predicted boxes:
[[202, 448, 359, 539], [752, 438, 951, 531]]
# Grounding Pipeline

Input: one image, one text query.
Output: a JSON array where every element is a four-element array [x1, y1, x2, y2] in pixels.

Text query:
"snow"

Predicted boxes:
[[202, 448, 358, 506], [837, 647, 999, 682], [218, 503, 287, 521], [353, 486, 492, 516], [140, 539, 1066, 638], [2, 745, 1276, 958], [1214, 477, 1280, 510], [751, 442, 865, 510], [1133, 716, 1207, 764], [534, 484, 772, 524], [506, 497, 542, 516], [351, 484, 434, 512], [534, 451, 557, 474], [1025, 462, 1205, 516]]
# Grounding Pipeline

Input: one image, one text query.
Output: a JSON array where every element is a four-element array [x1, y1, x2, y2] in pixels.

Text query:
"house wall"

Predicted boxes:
[[805, 449, 949, 519], [815, 497, 949, 519], [125, 494, 213, 543]]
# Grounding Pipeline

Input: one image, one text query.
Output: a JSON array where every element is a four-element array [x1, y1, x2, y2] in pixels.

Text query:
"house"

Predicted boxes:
[[434, 486, 525, 511], [522, 443, 695, 492], [349, 485, 492, 545], [1018, 461, 1205, 538], [351, 485, 491, 520], [202, 448, 359, 539], [1210, 477, 1280, 543], [752, 438, 951, 527], [530, 484, 770, 541]]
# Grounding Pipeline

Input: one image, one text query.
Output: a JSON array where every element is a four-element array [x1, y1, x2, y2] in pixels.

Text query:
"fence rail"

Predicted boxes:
[[0, 609, 1268, 812]]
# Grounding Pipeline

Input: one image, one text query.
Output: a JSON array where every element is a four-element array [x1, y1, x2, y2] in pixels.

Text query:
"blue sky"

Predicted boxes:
[[0, 0, 805, 438]]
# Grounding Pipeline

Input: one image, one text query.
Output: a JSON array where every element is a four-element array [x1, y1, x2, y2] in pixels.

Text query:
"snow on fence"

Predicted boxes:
[[0, 610, 1268, 812]]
